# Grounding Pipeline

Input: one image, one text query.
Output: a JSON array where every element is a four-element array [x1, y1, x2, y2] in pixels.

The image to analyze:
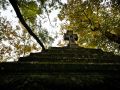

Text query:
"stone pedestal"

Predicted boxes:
[[1, 30, 120, 89]]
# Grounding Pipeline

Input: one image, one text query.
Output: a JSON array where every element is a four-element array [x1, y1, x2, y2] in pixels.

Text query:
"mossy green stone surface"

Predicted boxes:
[[0, 47, 120, 89]]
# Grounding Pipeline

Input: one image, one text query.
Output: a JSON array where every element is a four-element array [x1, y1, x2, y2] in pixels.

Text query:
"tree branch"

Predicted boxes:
[[9, 0, 45, 51], [105, 31, 120, 44], [83, 11, 120, 44]]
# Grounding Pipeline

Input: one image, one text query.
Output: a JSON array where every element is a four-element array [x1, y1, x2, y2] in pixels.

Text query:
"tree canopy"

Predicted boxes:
[[0, 0, 120, 62], [58, 0, 120, 54]]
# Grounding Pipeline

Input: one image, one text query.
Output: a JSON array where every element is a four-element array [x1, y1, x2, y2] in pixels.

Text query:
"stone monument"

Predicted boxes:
[[0, 30, 120, 89], [64, 30, 78, 48]]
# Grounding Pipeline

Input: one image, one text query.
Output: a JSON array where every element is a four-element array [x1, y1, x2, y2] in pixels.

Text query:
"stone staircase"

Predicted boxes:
[[0, 46, 120, 89], [19, 47, 120, 63]]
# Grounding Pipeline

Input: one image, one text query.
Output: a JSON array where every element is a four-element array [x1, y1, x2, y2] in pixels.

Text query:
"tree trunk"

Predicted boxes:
[[9, 0, 45, 51]]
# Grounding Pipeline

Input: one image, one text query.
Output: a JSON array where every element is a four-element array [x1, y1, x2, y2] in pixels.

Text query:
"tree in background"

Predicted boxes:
[[0, 17, 45, 62], [58, 0, 120, 55], [0, 0, 61, 62]]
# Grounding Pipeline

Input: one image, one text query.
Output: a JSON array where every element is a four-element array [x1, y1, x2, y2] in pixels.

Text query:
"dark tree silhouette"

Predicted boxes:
[[105, 31, 120, 44], [9, 0, 45, 51]]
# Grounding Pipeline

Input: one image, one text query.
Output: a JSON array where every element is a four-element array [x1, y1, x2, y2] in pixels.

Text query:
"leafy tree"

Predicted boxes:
[[8, 0, 46, 51], [7, 0, 63, 51], [0, 17, 41, 62], [59, 0, 120, 54], [0, 0, 60, 61]]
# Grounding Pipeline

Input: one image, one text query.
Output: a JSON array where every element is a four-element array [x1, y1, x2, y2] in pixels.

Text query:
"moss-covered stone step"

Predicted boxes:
[[47, 47, 107, 54], [19, 56, 120, 63], [10, 46, 120, 89], [29, 53, 118, 60], [29, 53, 108, 58], [1, 62, 120, 89], [0, 74, 120, 90], [19, 46, 120, 62], [1, 62, 120, 74], [49, 47, 114, 54]]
